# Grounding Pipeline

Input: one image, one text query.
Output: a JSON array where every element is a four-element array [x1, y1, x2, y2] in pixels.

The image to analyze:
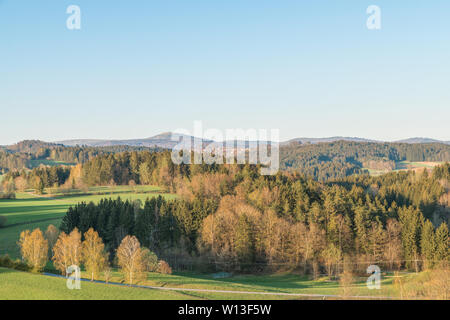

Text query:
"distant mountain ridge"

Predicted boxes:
[[55, 132, 209, 149], [281, 136, 380, 145], [54, 134, 450, 148], [394, 137, 450, 144]]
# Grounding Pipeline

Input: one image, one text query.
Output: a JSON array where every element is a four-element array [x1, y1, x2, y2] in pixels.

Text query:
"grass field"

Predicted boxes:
[[0, 267, 403, 300], [364, 161, 445, 176], [0, 268, 192, 300], [29, 159, 76, 168], [394, 161, 445, 171], [0, 186, 176, 258], [101, 270, 399, 299]]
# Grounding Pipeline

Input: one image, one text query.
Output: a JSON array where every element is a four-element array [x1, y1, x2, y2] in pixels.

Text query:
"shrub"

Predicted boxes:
[[0, 255, 14, 268], [158, 260, 172, 274], [142, 248, 159, 272], [13, 260, 32, 272], [0, 193, 15, 199], [0, 255, 31, 272], [0, 215, 7, 228]]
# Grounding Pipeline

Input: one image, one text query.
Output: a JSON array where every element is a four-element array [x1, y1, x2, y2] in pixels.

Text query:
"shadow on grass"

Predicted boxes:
[[154, 272, 341, 292], [0, 197, 62, 204]]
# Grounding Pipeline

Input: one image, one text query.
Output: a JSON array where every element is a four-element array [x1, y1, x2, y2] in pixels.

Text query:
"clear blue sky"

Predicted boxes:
[[1, 0, 449, 144]]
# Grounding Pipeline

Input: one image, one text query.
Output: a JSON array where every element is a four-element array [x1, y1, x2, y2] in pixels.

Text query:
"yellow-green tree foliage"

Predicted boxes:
[[82, 228, 108, 281], [52, 228, 82, 275], [18, 228, 48, 272]]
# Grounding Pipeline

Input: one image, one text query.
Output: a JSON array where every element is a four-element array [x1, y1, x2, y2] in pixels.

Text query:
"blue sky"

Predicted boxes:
[[1, 0, 449, 144]]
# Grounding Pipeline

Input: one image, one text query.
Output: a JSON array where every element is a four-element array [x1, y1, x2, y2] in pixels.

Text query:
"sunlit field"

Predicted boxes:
[[0, 186, 175, 258], [0, 268, 191, 300], [1, 267, 407, 300]]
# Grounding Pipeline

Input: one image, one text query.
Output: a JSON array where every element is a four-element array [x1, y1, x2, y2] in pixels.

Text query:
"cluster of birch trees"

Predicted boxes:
[[17, 225, 171, 284]]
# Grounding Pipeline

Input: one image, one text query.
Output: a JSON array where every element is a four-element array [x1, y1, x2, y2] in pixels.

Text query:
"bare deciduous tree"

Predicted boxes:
[[116, 235, 146, 285], [45, 224, 59, 258]]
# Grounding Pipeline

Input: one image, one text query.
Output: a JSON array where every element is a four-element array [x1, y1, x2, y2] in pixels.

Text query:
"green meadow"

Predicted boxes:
[[28, 159, 76, 168], [394, 161, 445, 171], [0, 268, 191, 300], [0, 186, 175, 258], [0, 267, 402, 300], [364, 161, 444, 176]]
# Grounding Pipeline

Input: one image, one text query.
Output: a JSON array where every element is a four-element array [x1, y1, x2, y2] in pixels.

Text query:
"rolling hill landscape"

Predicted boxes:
[[1, 137, 449, 302], [1, 1, 449, 310]]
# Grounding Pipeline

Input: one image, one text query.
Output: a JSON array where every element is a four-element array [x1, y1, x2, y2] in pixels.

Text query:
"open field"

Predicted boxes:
[[0, 268, 192, 300], [90, 270, 399, 299], [0, 267, 404, 300], [0, 186, 176, 258], [44, 185, 164, 197], [394, 161, 445, 171], [29, 159, 76, 168], [364, 161, 445, 176]]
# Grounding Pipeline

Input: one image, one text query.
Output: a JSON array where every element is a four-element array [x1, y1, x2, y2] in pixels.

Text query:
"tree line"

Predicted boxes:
[[14, 225, 172, 284], [280, 141, 450, 181], [2, 140, 449, 183]]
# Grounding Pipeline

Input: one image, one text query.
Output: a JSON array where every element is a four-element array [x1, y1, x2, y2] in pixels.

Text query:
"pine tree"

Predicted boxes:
[[235, 214, 255, 265], [420, 220, 436, 269], [434, 222, 449, 263], [399, 207, 424, 271]]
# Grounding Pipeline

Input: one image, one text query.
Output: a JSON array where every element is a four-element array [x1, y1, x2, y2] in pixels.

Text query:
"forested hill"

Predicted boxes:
[[280, 141, 450, 181], [1, 139, 450, 182], [0, 140, 164, 173]]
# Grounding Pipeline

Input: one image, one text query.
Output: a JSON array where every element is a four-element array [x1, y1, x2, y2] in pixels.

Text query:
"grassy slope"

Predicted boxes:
[[364, 161, 445, 176], [0, 268, 402, 300], [28, 159, 76, 168], [0, 268, 192, 300], [0, 186, 175, 258], [140, 272, 397, 299], [394, 161, 445, 171]]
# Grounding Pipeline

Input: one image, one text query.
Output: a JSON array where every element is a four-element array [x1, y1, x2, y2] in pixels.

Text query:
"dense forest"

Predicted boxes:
[[3, 143, 450, 196], [2, 140, 450, 184], [56, 156, 449, 274], [2, 140, 449, 183], [280, 141, 450, 181], [0, 140, 163, 173]]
